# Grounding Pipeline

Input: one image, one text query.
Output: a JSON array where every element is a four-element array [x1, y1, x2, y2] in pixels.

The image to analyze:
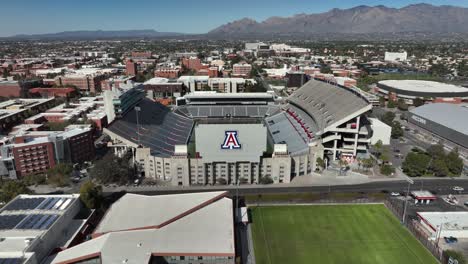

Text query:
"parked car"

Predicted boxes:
[[444, 236, 458, 244], [134, 178, 141, 186], [390, 192, 400, 197], [453, 186, 464, 192]]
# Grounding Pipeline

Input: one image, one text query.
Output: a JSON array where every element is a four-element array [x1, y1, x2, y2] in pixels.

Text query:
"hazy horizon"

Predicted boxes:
[[1, 0, 468, 37]]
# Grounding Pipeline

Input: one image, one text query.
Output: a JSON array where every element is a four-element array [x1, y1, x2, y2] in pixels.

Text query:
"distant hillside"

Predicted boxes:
[[208, 3, 468, 38], [6, 30, 185, 40]]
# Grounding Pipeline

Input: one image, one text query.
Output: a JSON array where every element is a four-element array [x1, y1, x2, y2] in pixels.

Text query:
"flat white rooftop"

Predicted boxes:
[[411, 191, 436, 199], [379, 80, 468, 94], [417, 211, 468, 231], [53, 191, 234, 264]]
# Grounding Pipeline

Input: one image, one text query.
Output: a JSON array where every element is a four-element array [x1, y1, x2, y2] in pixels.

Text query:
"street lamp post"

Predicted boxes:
[[402, 176, 414, 225], [135, 106, 141, 146]]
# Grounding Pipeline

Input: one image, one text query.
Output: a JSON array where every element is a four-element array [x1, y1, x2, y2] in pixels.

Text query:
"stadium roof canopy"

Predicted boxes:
[[410, 103, 468, 135], [176, 105, 280, 118], [288, 79, 371, 131], [105, 98, 193, 157], [183, 92, 274, 100], [52, 192, 234, 264]]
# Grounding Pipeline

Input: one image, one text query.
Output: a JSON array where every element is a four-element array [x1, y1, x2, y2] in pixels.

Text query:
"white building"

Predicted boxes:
[[417, 212, 468, 240], [384, 51, 408, 62], [52, 192, 235, 264], [178, 76, 209, 93], [207, 78, 256, 93], [368, 118, 392, 145]]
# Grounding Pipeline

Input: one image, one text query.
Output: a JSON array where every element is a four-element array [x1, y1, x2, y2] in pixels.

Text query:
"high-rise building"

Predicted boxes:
[[125, 60, 138, 76]]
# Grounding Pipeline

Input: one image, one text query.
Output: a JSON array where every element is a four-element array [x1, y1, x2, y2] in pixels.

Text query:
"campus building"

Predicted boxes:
[[0, 194, 84, 264], [408, 103, 468, 148], [0, 127, 95, 178], [52, 192, 235, 264]]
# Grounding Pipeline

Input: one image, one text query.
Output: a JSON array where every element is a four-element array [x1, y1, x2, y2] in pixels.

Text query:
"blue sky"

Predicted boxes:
[[1, 0, 468, 36]]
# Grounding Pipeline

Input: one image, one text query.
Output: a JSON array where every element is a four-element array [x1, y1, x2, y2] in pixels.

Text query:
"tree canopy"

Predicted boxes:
[[0, 181, 31, 203], [79, 181, 103, 209]]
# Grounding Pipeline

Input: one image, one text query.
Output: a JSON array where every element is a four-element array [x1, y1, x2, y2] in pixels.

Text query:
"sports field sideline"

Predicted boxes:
[[251, 204, 439, 264]]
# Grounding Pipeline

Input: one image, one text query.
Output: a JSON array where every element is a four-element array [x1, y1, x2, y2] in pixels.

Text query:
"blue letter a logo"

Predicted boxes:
[[221, 131, 241, 150]]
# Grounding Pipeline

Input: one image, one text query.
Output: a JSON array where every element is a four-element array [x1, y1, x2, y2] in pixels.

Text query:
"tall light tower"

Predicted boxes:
[[135, 106, 141, 146], [402, 176, 414, 224]]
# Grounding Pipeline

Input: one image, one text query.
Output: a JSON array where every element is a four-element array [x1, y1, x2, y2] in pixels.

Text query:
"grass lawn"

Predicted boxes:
[[251, 204, 439, 264]]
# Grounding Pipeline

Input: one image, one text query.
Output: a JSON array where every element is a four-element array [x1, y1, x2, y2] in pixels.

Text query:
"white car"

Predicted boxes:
[[453, 186, 464, 192], [390, 192, 400, 197]]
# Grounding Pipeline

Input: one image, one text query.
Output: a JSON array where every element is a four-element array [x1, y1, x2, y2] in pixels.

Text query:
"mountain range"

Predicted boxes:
[[6, 30, 184, 40], [208, 3, 468, 38], [3, 4, 468, 40]]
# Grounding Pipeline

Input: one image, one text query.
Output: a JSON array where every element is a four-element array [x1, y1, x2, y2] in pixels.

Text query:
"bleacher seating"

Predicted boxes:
[[288, 79, 369, 130], [107, 99, 194, 157]]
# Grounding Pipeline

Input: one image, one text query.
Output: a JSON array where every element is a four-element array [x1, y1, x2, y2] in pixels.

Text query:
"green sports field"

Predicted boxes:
[[251, 204, 439, 264]]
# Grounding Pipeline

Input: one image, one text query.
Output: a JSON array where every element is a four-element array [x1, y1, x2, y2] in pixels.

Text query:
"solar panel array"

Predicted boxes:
[[0, 215, 27, 229], [16, 214, 59, 230], [3, 198, 45, 211], [0, 196, 75, 230], [36, 197, 73, 210], [0, 258, 22, 264]]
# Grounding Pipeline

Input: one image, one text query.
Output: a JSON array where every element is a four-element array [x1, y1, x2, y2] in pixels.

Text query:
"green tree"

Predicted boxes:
[[46, 163, 73, 187], [426, 144, 445, 160], [362, 158, 374, 172], [397, 98, 408, 111], [259, 176, 274, 184], [446, 149, 464, 176], [444, 250, 466, 264], [429, 63, 450, 76], [381, 111, 396, 126], [79, 181, 103, 209], [413, 97, 425, 107], [380, 164, 395, 176], [0, 181, 31, 203], [216, 178, 227, 185], [402, 152, 431, 177], [378, 96, 386, 107], [316, 157, 325, 170], [391, 121, 404, 139], [90, 152, 136, 184], [431, 158, 450, 177]]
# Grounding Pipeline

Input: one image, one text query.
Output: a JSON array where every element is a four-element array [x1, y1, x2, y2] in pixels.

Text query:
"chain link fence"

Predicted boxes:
[[385, 198, 444, 262]]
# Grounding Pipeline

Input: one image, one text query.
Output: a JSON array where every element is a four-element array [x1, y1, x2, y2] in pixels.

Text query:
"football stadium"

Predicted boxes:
[[104, 79, 373, 186], [251, 205, 439, 264]]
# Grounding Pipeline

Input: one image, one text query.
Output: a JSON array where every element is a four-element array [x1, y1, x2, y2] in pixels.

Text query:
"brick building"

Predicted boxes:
[[29, 88, 77, 98], [55, 75, 106, 94], [232, 63, 252, 77], [0, 80, 42, 98], [0, 127, 95, 178], [125, 60, 138, 76], [154, 68, 181, 79], [182, 57, 206, 72], [131, 51, 152, 58], [12, 140, 56, 177]]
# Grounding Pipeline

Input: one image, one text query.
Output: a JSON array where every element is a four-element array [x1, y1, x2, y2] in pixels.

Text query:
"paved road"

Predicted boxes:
[[104, 178, 468, 197]]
